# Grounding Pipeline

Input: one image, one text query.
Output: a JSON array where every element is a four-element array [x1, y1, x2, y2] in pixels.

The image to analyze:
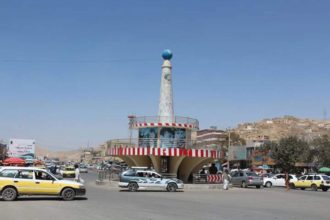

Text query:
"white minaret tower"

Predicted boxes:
[[158, 49, 174, 123]]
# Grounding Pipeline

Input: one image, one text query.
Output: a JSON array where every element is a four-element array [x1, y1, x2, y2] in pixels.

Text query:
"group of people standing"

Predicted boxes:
[[199, 163, 231, 190]]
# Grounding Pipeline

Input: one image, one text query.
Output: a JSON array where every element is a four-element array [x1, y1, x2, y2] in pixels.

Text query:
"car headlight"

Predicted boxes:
[[79, 185, 85, 189]]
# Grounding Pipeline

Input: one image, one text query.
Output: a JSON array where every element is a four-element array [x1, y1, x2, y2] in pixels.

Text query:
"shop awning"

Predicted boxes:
[[319, 167, 330, 173]]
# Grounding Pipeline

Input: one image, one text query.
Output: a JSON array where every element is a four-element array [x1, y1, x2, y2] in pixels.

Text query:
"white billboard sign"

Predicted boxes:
[[8, 139, 36, 158]]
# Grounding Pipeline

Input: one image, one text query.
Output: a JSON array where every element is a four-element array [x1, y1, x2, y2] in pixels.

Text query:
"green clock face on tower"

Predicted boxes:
[[164, 73, 171, 81]]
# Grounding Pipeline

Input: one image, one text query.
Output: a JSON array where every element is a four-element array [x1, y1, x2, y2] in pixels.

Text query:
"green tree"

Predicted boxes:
[[311, 135, 330, 167], [265, 136, 309, 172], [227, 132, 246, 146]]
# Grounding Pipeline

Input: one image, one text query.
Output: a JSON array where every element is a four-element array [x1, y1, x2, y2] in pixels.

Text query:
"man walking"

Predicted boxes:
[[222, 169, 230, 190]]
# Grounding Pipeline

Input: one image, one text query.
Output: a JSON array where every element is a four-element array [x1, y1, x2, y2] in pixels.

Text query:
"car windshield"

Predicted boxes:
[[65, 168, 74, 171], [246, 172, 258, 177], [322, 176, 330, 180]]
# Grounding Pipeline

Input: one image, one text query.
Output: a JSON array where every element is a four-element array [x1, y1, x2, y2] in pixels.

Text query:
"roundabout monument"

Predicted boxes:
[[107, 50, 222, 182]]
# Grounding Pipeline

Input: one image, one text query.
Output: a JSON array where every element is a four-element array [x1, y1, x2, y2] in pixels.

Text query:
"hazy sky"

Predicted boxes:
[[1, 0, 329, 150]]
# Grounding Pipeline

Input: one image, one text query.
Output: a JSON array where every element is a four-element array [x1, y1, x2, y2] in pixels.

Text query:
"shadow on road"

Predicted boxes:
[[119, 189, 184, 193], [0, 197, 88, 202]]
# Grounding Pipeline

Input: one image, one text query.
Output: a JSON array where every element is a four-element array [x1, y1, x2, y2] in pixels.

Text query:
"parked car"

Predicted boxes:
[[230, 170, 263, 188], [0, 166, 86, 201], [263, 174, 297, 188], [119, 169, 184, 192], [260, 173, 274, 178], [290, 174, 330, 191], [79, 165, 88, 173]]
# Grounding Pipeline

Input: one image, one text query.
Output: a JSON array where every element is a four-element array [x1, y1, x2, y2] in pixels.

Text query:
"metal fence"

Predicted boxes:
[[96, 169, 121, 184], [130, 116, 199, 129]]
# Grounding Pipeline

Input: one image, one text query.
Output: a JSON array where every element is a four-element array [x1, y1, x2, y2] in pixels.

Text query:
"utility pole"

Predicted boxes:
[[227, 128, 231, 170]]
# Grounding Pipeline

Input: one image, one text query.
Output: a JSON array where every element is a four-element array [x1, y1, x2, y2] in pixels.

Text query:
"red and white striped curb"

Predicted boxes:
[[207, 174, 223, 183], [107, 147, 221, 158], [132, 122, 198, 129]]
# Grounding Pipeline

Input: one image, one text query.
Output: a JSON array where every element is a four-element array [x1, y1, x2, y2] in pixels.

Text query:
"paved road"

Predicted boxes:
[[0, 171, 329, 220]]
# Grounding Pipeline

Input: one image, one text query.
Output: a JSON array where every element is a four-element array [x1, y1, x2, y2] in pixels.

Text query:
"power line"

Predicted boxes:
[[0, 58, 158, 64]]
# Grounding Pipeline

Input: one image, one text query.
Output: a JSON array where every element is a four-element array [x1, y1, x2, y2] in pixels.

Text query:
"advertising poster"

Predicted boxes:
[[138, 128, 158, 148], [228, 146, 247, 161], [251, 150, 275, 166], [8, 139, 36, 158], [160, 128, 186, 148]]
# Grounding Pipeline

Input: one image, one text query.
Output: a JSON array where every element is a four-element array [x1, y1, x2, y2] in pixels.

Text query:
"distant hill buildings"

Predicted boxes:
[[234, 116, 330, 143]]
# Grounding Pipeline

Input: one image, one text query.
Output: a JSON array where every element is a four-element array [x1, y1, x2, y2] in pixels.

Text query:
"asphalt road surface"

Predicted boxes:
[[1, 171, 329, 220]]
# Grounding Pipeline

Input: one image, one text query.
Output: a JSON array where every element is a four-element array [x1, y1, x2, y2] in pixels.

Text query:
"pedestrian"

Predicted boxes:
[[209, 163, 218, 175], [74, 164, 81, 182], [222, 169, 230, 190], [200, 168, 207, 182]]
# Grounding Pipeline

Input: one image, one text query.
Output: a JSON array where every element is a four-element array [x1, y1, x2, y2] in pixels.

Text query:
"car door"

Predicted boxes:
[[274, 174, 285, 187], [271, 174, 280, 186], [0, 169, 19, 190], [135, 171, 148, 188], [304, 175, 314, 188], [34, 170, 61, 195], [230, 172, 239, 185], [295, 175, 307, 188], [13, 169, 35, 194], [147, 172, 163, 190]]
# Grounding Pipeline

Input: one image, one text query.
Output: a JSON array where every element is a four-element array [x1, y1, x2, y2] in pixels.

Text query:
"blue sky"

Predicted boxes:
[[1, 0, 330, 150]]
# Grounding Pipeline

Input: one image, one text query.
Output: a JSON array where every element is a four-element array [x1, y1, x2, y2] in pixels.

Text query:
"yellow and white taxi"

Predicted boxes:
[[0, 167, 86, 201], [60, 166, 76, 178], [290, 174, 330, 191]]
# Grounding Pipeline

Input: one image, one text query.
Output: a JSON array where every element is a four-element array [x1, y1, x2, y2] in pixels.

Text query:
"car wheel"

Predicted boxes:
[[61, 188, 76, 201], [311, 184, 318, 191], [241, 181, 247, 188], [2, 187, 17, 201], [256, 185, 261, 189], [128, 182, 138, 192], [167, 183, 177, 192], [301, 188, 305, 190], [265, 182, 272, 188], [321, 187, 328, 192]]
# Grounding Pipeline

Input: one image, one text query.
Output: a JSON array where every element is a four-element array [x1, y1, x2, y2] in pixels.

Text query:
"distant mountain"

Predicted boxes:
[[35, 146, 81, 162], [233, 116, 330, 142]]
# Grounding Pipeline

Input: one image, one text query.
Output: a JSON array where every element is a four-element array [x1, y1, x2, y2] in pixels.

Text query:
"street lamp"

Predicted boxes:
[[227, 128, 231, 170]]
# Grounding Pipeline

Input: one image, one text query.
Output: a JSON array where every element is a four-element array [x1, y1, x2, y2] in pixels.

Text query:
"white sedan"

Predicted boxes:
[[263, 174, 297, 188], [118, 170, 184, 192]]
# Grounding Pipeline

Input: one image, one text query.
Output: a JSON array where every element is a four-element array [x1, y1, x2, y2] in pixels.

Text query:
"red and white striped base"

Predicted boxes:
[[207, 174, 223, 183], [108, 147, 221, 158]]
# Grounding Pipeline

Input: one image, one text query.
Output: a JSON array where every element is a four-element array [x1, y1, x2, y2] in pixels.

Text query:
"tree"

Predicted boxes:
[[264, 136, 309, 173], [311, 135, 330, 167], [227, 132, 246, 146]]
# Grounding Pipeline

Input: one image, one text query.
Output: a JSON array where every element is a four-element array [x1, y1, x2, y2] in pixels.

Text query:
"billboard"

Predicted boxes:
[[138, 128, 187, 148], [160, 128, 186, 148], [251, 150, 275, 166], [8, 139, 36, 158], [228, 146, 247, 161], [139, 128, 158, 148]]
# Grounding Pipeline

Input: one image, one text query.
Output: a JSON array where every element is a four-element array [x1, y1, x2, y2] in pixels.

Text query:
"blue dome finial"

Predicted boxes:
[[162, 49, 173, 60]]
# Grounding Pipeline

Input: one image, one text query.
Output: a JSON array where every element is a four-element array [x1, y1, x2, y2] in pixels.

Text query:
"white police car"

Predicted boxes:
[[118, 169, 184, 192]]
